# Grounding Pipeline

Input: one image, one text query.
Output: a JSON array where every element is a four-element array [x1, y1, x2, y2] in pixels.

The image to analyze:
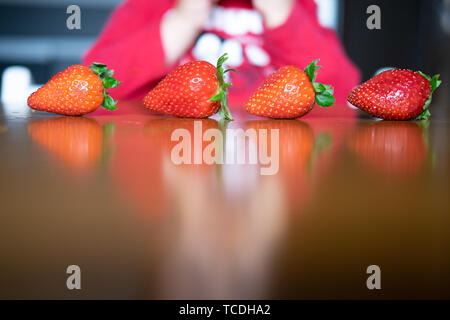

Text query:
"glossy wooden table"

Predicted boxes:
[[0, 101, 449, 299]]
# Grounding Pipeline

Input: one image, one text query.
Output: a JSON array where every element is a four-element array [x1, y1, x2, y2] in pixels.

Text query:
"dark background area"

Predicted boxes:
[[0, 0, 449, 114], [0, 0, 120, 85], [343, 0, 448, 80], [342, 0, 449, 117]]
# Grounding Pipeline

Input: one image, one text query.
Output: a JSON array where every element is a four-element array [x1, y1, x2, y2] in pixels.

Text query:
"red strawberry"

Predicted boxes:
[[347, 69, 441, 120], [143, 53, 235, 120], [245, 60, 335, 119], [27, 63, 120, 116]]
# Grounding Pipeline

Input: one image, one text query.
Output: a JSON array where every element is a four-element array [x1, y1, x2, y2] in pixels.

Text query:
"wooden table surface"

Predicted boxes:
[[0, 101, 449, 299]]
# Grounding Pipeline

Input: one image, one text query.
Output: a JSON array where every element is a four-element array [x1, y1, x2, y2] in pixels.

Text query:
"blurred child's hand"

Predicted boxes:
[[162, 0, 215, 65], [253, 0, 294, 28], [175, 0, 215, 29]]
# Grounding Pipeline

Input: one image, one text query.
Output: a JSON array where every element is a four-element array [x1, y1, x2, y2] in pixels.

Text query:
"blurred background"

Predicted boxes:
[[1, 0, 450, 299], [0, 0, 449, 115]]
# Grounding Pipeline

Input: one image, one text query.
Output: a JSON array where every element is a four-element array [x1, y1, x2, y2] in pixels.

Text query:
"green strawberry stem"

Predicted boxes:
[[209, 53, 236, 121], [89, 62, 121, 111], [304, 59, 335, 107], [417, 72, 442, 120]]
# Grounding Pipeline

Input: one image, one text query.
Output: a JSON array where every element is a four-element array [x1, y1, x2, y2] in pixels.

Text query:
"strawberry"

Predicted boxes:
[[143, 53, 235, 120], [245, 60, 335, 118], [27, 63, 120, 116], [347, 69, 442, 120]]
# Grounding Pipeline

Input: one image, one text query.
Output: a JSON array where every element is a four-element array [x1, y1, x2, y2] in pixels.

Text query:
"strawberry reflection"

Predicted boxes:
[[28, 117, 105, 170], [247, 120, 315, 173], [110, 118, 219, 218], [109, 118, 290, 298], [246, 120, 335, 209], [349, 121, 429, 177], [109, 117, 356, 298], [160, 118, 285, 299], [144, 118, 220, 172]]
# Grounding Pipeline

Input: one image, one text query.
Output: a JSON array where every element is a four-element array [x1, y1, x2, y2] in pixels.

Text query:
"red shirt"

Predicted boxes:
[[84, 0, 360, 115]]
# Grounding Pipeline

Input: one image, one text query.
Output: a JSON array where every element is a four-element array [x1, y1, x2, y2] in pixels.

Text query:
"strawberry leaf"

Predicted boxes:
[[89, 63, 121, 112], [212, 53, 234, 121], [103, 77, 119, 89], [224, 68, 237, 74], [304, 59, 321, 83], [418, 71, 431, 81], [313, 83, 324, 92], [103, 94, 117, 111], [430, 74, 442, 93], [415, 72, 442, 120], [102, 69, 114, 78], [315, 91, 335, 107], [313, 83, 331, 93], [90, 63, 108, 75], [417, 109, 431, 120], [210, 92, 223, 102], [305, 59, 335, 108]]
